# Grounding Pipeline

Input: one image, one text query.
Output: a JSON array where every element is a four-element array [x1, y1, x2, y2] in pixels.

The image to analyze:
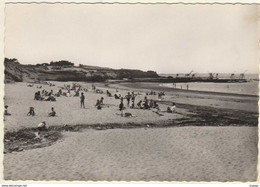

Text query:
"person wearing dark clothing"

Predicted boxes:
[[48, 107, 56, 117], [80, 93, 85, 108], [95, 99, 102, 110], [126, 92, 131, 106], [114, 94, 120, 99], [100, 97, 104, 105], [119, 101, 124, 111], [137, 100, 142, 108], [27, 107, 35, 116]]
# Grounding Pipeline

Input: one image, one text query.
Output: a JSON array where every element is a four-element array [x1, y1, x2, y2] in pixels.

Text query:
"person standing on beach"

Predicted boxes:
[[80, 92, 85, 108], [126, 92, 131, 106]]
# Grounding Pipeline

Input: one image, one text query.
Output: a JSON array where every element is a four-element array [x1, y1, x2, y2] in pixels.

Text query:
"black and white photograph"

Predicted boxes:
[[2, 2, 259, 182]]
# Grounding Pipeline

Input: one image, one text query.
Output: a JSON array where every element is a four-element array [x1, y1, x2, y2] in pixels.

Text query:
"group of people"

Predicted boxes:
[[5, 83, 178, 130], [34, 90, 56, 101], [95, 97, 104, 110], [26, 106, 56, 117], [87, 87, 176, 116], [136, 97, 159, 110], [117, 90, 176, 117]]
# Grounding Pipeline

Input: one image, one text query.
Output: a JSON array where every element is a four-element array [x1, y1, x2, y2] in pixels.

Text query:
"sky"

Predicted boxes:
[[4, 4, 259, 74]]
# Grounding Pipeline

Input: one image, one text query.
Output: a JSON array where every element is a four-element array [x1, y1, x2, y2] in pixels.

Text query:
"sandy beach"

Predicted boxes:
[[4, 82, 188, 132], [3, 81, 258, 181], [4, 3, 259, 183], [4, 127, 257, 181]]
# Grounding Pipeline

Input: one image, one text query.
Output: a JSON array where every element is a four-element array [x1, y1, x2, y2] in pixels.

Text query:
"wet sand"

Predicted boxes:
[[109, 82, 258, 112]]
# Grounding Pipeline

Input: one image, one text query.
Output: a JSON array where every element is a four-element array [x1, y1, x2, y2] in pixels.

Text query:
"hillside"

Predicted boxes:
[[4, 58, 159, 83]]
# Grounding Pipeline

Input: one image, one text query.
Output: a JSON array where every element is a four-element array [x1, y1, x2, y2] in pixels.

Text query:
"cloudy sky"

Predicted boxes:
[[5, 4, 259, 74]]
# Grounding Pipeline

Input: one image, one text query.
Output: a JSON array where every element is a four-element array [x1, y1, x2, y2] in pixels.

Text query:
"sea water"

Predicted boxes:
[[161, 81, 259, 96]]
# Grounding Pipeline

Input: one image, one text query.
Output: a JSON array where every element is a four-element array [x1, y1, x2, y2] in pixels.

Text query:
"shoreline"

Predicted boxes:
[[4, 97, 257, 154], [109, 82, 259, 98], [3, 81, 258, 181]]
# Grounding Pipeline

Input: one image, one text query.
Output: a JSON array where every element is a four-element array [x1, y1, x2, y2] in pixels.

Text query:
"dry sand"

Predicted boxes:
[[4, 126, 257, 181], [3, 81, 258, 181], [4, 82, 190, 132]]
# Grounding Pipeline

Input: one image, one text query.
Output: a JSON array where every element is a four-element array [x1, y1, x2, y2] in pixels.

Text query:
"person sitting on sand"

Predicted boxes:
[[48, 107, 56, 117], [153, 101, 158, 108], [152, 106, 163, 116], [55, 91, 61, 97], [48, 90, 53, 97], [34, 92, 38, 100], [124, 112, 135, 117], [4, 105, 11, 116], [149, 100, 154, 108], [45, 95, 56, 101], [38, 121, 47, 132], [114, 94, 120, 99], [74, 90, 79, 97], [106, 90, 112, 97], [66, 90, 71, 97], [95, 100, 102, 110], [167, 103, 176, 113], [96, 89, 103, 94], [27, 107, 35, 116], [137, 100, 142, 108], [171, 103, 176, 112], [96, 99, 100, 106], [35, 91, 44, 100]]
